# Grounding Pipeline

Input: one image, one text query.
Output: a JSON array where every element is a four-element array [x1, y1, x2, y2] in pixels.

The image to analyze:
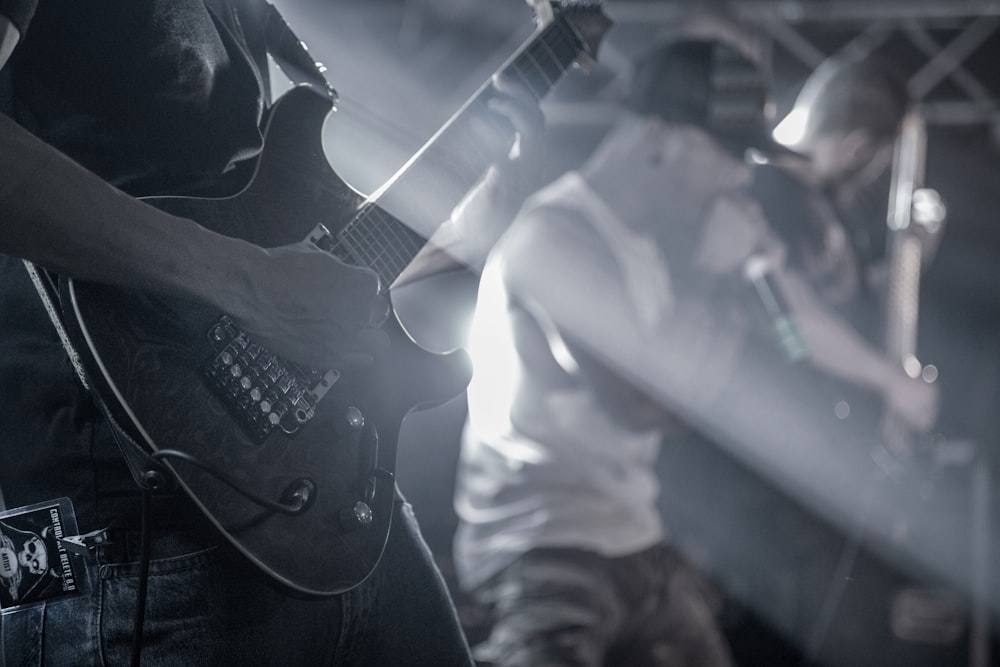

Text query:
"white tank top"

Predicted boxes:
[[453, 173, 669, 590]]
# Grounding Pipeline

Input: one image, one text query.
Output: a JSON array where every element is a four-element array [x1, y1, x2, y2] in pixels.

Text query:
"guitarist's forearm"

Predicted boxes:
[[778, 267, 896, 391], [0, 113, 259, 310]]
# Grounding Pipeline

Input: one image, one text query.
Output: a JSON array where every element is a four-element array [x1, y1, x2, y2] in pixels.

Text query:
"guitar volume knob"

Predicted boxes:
[[345, 407, 364, 429], [339, 501, 373, 531]]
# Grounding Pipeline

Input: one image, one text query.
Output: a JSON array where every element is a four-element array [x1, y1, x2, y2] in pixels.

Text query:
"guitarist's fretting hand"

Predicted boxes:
[[222, 240, 390, 371], [395, 75, 544, 286], [486, 73, 547, 208]]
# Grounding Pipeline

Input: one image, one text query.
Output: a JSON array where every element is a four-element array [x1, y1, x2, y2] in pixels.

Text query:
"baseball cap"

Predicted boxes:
[[625, 38, 795, 158]]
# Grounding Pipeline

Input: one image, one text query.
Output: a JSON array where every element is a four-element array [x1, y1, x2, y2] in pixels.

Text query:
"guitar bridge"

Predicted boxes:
[[201, 316, 338, 443]]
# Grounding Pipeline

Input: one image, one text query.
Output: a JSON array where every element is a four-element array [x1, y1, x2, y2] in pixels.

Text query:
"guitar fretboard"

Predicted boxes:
[[331, 12, 589, 288], [509, 15, 589, 102], [333, 204, 427, 287]]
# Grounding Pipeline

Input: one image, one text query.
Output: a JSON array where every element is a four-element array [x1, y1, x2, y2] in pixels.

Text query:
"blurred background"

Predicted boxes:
[[271, 1, 1000, 664]]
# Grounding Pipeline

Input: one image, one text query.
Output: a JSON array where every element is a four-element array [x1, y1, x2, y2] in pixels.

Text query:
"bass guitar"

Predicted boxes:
[[877, 109, 945, 468], [61, 1, 610, 596]]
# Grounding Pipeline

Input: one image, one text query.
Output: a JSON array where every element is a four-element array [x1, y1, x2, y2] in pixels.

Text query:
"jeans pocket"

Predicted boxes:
[[99, 546, 228, 666]]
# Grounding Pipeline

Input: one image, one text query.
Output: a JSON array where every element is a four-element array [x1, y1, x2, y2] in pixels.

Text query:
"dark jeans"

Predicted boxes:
[[470, 543, 734, 667], [1, 497, 473, 666]]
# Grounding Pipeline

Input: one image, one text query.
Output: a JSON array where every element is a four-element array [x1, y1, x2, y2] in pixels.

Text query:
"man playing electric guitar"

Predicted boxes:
[[0, 0, 551, 664]]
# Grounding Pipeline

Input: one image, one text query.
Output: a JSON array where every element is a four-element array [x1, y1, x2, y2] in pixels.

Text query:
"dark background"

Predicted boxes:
[[272, 2, 1000, 664]]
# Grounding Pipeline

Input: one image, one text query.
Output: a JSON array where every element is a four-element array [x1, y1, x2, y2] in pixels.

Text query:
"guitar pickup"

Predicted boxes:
[[202, 316, 340, 443]]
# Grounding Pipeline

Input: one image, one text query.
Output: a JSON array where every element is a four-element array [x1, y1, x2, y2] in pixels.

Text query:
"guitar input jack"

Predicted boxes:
[[152, 449, 315, 515], [281, 478, 317, 512]]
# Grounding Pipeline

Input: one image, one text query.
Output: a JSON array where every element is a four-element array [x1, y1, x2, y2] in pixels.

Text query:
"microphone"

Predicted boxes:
[[744, 255, 808, 363]]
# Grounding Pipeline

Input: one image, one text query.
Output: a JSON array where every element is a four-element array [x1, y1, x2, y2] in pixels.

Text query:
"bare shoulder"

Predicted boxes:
[[499, 203, 606, 261]]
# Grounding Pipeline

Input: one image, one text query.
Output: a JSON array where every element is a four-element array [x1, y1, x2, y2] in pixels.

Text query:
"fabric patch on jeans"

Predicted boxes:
[[0, 497, 85, 611]]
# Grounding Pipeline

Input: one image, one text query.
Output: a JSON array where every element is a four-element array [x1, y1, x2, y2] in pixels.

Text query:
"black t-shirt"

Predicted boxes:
[[0, 0, 36, 35], [7, 0, 266, 195], [0, 0, 270, 531]]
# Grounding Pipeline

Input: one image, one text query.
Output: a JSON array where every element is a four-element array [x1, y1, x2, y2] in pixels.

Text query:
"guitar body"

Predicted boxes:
[[64, 87, 471, 595], [61, 0, 611, 596]]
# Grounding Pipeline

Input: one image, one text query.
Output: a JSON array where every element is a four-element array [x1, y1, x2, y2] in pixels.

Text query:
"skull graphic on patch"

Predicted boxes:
[[0, 500, 82, 610]]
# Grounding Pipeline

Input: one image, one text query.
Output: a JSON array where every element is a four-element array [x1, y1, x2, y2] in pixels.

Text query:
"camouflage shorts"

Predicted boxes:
[[469, 543, 734, 667]]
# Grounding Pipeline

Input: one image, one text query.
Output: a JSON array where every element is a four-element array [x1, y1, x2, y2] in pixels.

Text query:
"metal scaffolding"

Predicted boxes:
[[610, 1, 1000, 126], [541, 1, 1000, 130]]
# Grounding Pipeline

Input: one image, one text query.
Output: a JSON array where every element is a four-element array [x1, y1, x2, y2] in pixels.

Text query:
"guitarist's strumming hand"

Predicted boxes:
[[220, 239, 389, 372]]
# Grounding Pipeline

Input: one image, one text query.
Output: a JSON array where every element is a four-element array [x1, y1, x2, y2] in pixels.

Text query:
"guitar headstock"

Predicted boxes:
[[527, 0, 613, 70]]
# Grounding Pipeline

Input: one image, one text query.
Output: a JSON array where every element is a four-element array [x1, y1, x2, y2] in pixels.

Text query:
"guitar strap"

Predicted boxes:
[[19, 0, 335, 493], [1, 12, 13, 526], [21, 259, 170, 494], [21, 261, 90, 390], [211, 0, 336, 100]]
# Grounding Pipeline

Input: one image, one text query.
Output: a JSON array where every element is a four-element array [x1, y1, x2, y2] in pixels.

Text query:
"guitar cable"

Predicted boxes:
[[124, 449, 311, 667], [150, 449, 311, 515], [130, 488, 154, 667]]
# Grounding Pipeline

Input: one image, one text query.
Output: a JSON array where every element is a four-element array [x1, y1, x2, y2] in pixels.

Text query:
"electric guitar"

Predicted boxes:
[[61, 1, 610, 596]]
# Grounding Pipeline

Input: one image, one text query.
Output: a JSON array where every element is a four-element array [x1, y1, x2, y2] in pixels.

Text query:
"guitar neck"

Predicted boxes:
[[882, 111, 928, 365], [880, 111, 928, 457], [331, 12, 593, 288]]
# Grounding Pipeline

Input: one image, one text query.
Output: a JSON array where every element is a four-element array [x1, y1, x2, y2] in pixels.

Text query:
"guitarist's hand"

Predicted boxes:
[[225, 241, 389, 370], [447, 73, 546, 263], [487, 72, 546, 199], [394, 74, 544, 295]]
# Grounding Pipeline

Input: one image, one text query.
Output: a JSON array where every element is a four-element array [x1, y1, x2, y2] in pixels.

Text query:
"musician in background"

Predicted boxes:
[[764, 55, 921, 336], [739, 54, 950, 661], [452, 38, 780, 667], [452, 36, 942, 667], [757, 54, 940, 428], [0, 1, 540, 664]]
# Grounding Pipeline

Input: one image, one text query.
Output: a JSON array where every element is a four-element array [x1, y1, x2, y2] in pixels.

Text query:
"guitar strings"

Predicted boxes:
[[330, 15, 586, 288]]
